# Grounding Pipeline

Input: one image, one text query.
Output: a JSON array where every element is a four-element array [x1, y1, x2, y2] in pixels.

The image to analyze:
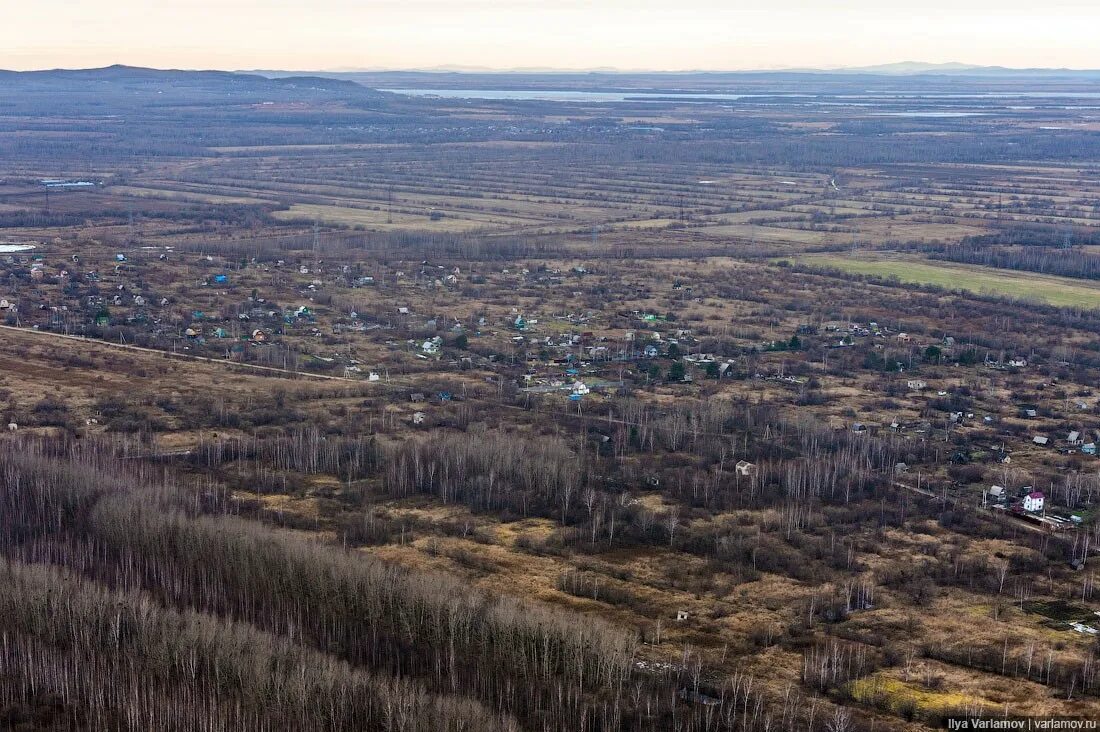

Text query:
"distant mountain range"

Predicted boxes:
[[815, 61, 1097, 76], [252, 61, 1100, 77]]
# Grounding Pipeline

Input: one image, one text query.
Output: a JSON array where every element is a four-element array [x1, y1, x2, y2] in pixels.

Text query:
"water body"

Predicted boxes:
[[382, 88, 810, 102], [871, 111, 987, 118], [384, 88, 1100, 104]]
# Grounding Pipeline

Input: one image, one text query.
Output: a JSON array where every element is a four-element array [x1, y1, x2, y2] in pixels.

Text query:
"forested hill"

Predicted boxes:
[[0, 64, 389, 108]]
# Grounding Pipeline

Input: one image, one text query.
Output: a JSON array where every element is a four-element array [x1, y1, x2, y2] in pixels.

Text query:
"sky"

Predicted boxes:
[[3, 0, 1099, 72]]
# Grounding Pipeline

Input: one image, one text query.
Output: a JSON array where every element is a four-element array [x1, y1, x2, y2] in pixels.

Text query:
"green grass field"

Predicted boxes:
[[794, 253, 1100, 309]]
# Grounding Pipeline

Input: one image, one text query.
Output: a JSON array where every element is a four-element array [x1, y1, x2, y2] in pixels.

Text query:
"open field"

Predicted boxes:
[[795, 252, 1100, 308]]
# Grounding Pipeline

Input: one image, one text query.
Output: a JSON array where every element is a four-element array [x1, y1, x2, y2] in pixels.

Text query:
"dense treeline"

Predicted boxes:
[[929, 245, 1100, 281], [0, 560, 506, 732]]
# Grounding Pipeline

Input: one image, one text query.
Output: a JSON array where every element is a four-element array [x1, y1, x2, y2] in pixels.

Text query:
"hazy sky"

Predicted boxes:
[[4, 0, 1099, 72]]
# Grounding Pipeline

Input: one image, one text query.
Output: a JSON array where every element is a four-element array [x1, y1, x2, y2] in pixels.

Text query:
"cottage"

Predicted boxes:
[[368, 372, 381, 382], [894, 462, 909, 474], [1033, 435, 1049, 446], [906, 379, 927, 391], [988, 485, 1006, 501], [1068, 431, 1083, 445], [1084, 443, 1097, 456], [412, 412, 427, 426], [735, 460, 757, 477], [675, 610, 689, 622], [6, 422, 16, 432], [572, 381, 590, 396], [1023, 491, 1045, 513]]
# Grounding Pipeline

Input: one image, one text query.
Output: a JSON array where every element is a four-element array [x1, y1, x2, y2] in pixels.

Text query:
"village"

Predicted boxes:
[[4, 62, 1100, 729]]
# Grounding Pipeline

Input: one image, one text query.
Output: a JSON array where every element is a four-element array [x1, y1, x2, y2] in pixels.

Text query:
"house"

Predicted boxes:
[[735, 460, 757, 477], [412, 412, 427, 426], [422, 338, 441, 355], [1008, 358, 1028, 368], [1024, 409, 1038, 418], [572, 381, 590, 396], [1068, 431, 1083, 445], [894, 462, 909, 474], [368, 372, 381, 382], [397, 307, 410, 315], [675, 610, 689, 621], [852, 422, 867, 434], [906, 379, 927, 390], [409, 393, 425, 403], [1033, 435, 1049, 446], [6, 422, 16, 432], [251, 329, 268, 342], [1023, 491, 1045, 513], [988, 485, 1006, 501], [1084, 443, 1097, 456]]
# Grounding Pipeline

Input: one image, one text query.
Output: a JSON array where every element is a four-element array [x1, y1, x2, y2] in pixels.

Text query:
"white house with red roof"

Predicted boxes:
[[1023, 491, 1045, 513]]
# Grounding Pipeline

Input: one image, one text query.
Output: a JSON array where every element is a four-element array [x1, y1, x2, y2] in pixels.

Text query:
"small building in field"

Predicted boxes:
[[735, 460, 757, 477], [412, 412, 427, 426], [907, 379, 927, 390], [1068, 431, 1083, 445], [1033, 435, 1049, 446], [1023, 491, 1045, 513]]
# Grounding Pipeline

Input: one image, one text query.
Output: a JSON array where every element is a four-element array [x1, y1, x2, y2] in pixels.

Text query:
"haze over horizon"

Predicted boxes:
[[4, 0, 1099, 73]]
